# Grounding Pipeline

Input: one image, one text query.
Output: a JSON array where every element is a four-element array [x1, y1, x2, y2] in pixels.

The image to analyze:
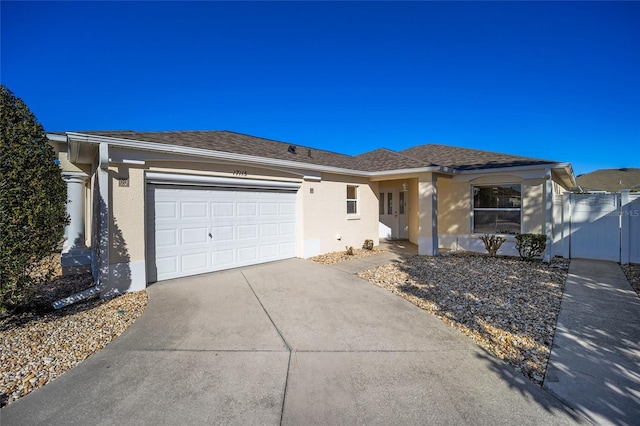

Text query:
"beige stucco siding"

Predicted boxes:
[[302, 173, 379, 257], [109, 166, 146, 264], [107, 160, 379, 266], [407, 179, 419, 244], [521, 181, 545, 234], [437, 178, 471, 236]]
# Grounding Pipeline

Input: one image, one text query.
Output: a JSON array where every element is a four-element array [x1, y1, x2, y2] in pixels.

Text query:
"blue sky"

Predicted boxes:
[[2, 1, 638, 176]]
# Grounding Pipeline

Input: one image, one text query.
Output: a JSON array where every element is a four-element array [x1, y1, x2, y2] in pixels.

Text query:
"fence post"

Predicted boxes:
[[562, 192, 572, 259], [621, 189, 630, 265]]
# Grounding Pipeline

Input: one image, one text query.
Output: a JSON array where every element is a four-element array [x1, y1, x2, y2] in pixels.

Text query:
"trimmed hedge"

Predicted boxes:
[[515, 234, 547, 261], [1, 85, 68, 314]]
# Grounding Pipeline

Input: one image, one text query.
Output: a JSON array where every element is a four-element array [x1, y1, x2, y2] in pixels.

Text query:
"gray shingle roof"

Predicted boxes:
[[78, 130, 358, 169], [400, 144, 554, 171], [352, 148, 426, 171], [70, 130, 558, 173], [576, 168, 640, 192]]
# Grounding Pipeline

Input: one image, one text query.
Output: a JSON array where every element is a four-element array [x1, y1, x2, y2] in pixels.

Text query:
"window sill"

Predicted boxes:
[[347, 215, 361, 220], [470, 233, 518, 242]]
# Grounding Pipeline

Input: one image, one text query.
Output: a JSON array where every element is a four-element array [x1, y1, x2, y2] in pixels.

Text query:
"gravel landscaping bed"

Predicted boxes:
[[622, 263, 640, 298], [356, 252, 569, 385], [1, 262, 147, 407], [309, 247, 384, 265]]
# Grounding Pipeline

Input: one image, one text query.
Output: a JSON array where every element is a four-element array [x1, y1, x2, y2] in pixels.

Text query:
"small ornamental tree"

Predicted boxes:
[[0, 85, 68, 314]]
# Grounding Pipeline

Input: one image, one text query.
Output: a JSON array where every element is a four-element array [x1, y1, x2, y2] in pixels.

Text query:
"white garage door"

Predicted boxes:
[[147, 183, 298, 282]]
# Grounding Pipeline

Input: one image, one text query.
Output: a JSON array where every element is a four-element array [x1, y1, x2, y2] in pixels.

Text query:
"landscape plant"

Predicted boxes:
[[515, 233, 547, 261], [0, 85, 68, 314], [479, 234, 506, 257]]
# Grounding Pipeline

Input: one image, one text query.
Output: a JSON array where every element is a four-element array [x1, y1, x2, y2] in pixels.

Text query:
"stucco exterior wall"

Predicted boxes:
[[407, 179, 419, 244], [109, 166, 146, 264], [105, 158, 379, 281], [521, 180, 545, 234], [438, 172, 549, 255], [437, 177, 471, 236], [302, 173, 379, 257]]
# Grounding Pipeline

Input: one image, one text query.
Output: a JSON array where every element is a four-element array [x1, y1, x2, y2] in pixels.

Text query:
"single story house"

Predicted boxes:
[[48, 131, 576, 295]]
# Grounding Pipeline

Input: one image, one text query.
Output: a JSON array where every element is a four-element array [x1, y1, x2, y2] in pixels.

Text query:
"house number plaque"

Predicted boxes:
[[233, 170, 248, 176]]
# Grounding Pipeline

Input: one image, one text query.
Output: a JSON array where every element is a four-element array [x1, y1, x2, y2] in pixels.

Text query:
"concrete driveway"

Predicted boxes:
[[1, 259, 583, 425]]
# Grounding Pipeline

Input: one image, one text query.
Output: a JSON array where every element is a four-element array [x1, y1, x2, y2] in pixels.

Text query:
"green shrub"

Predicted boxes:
[[515, 234, 547, 261], [0, 85, 68, 314], [479, 234, 506, 257]]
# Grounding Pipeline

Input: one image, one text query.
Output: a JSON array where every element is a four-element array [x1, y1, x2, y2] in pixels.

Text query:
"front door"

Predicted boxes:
[[379, 189, 408, 239]]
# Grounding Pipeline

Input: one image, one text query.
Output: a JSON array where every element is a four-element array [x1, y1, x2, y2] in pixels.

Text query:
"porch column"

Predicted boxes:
[[418, 173, 438, 256], [62, 172, 88, 252], [61, 172, 92, 275]]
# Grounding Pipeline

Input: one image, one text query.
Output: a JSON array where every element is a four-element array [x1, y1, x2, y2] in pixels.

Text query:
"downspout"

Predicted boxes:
[[97, 142, 111, 296], [543, 168, 553, 263]]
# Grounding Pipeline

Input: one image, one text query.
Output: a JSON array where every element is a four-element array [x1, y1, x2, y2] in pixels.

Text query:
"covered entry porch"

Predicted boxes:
[[374, 173, 440, 256]]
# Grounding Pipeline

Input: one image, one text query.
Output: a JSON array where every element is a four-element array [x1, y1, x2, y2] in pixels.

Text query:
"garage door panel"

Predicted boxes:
[[156, 229, 178, 248], [181, 252, 209, 272], [237, 224, 258, 240], [238, 203, 258, 217], [156, 202, 178, 219], [212, 225, 234, 241], [181, 227, 208, 245], [181, 202, 208, 219], [279, 202, 296, 215], [156, 256, 178, 276], [279, 242, 296, 256], [260, 223, 278, 237], [279, 222, 296, 235], [259, 244, 277, 258], [212, 250, 235, 267], [260, 202, 278, 216], [238, 247, 258, 263], [149, 185, 298, 281], [211, 202, 234, 217]]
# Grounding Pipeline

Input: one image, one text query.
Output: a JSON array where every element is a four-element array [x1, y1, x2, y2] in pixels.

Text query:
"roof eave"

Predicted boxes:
[[63, 132, 377, 177]]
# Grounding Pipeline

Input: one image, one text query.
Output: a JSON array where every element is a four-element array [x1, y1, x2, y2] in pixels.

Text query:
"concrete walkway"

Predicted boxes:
[[544, 258, 640, 425], [1, 258, 581, 425]]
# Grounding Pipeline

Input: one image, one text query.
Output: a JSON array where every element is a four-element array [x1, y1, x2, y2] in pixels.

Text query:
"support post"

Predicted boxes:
[[543, 169, 553, 263], [418, 173, 438, 256], [621, 189, 630, 265], [61, 172, 91, 274]]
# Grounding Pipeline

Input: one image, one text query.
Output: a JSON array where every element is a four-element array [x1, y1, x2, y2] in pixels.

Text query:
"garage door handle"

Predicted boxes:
[[208, 233, 212, 239]]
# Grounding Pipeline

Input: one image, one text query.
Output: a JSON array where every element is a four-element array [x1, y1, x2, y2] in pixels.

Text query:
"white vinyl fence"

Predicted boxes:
[[553, 190, 640, 264]]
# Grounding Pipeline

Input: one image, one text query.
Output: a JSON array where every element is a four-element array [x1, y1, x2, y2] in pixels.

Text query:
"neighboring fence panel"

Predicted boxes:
[[570, 193, 621, 261], [624, 193, 640, 264]]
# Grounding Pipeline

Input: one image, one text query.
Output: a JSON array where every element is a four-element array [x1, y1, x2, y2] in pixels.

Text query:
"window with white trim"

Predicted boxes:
[[347, 185, 358, 215], [472, 184, 521, 234]]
